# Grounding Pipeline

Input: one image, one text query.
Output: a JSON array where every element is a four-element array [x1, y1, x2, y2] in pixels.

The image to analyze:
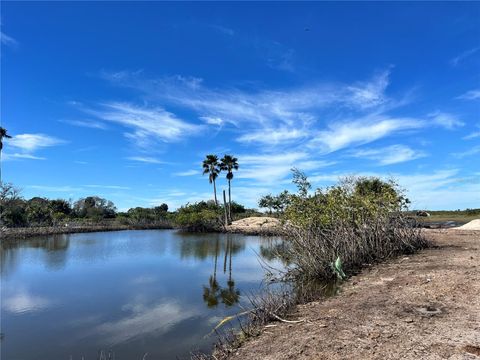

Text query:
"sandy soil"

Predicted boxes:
[[229, 229, 480, 359], [227, 217, 282, 235], [455, 219, 480, 231]]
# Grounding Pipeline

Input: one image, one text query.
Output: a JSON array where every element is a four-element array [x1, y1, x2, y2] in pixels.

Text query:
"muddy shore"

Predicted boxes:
[[227, 229, 480, 359]]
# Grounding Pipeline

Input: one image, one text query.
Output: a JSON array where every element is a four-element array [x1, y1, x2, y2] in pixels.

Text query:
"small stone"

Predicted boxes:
[[404, 318, 414, 323]]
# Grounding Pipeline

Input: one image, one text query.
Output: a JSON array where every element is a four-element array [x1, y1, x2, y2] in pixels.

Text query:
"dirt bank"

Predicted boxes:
[[229, 229, 480, 359], [226, 217, 283, 235]]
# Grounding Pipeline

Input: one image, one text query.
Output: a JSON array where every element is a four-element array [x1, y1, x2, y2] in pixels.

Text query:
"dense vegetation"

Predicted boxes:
[[0, 182, 170, 228], [277, 170, 428, 281], [0, 182, 259, 232]]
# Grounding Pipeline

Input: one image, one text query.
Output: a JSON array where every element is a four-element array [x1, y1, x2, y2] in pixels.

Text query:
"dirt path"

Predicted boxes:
[[230, 229, 480, 360]]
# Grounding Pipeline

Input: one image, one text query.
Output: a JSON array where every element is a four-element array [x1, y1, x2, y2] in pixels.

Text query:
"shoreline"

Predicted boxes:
[[0, 223, 174, 241], [219, 229, 480, 359]]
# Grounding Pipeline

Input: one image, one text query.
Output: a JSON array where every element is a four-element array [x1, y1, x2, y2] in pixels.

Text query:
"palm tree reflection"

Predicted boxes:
[[202, 236, 240, 308]]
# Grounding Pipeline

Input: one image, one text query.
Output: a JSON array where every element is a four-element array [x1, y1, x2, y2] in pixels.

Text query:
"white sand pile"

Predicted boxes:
[[227, 216, 281, 233], [454, 219, 480, 230]]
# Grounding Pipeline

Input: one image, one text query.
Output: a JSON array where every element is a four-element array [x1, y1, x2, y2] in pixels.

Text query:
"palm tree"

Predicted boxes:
[[0, 127, 12, 184], [220, 155, 239, 221], [202, 154, 221, 205]]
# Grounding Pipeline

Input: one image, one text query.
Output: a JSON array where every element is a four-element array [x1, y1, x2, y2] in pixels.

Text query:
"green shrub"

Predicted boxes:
[[282, 172, 427, 281]]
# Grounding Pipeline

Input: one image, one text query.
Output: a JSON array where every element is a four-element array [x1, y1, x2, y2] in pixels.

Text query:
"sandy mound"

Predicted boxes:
[[227, 216, 281, 234], [454, 219, 480, 230]]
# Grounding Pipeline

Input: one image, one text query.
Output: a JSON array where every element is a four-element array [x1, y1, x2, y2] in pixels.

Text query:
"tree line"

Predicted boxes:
[[0, 183, 170, 227]]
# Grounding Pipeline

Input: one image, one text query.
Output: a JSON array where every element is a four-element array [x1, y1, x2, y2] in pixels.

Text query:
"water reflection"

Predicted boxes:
[[0, 234, 70, 275], [202, 237, 240, 308], [0, 230, 287, 359]]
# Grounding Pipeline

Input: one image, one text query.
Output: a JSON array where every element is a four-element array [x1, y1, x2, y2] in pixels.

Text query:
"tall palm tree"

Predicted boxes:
[[0, 127, 12, 184], [202, 154, 221, 205], [220, 155, 239, 220]]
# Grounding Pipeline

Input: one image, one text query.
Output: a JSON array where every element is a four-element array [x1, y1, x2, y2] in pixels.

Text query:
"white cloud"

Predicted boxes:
[[6, 133, 65, 152], [237, 152, 334, 184], [209, 24, 235, 36], [88, 102, 203, 146], [60, 119, 107, 130], [463, 131, 480, 140], [100, 69, 397, 146], [173, 170, 199, 176], [28, 185, 83, 192], [237, 128, 308, 145], [3, 153, 46, 161], [345, 69, 391, 109], [457, 89, 480, 101], [84, 184, 131, 190], [1, 31, 17, 46], [428, 111, 464, 129], [450, 47, 479, 67], [310, 116, 424, 153], [200, 116, 224, 126], [126, 156, 163, 164], [453, 145, 480, 158], [351, 145, 426, 165]]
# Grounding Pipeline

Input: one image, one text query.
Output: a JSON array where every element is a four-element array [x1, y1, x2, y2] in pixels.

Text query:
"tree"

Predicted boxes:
[[220, 155, 239, 221], [202, 154, 221, 205], [0, 127, 12, 184], [258, 194, 275, 214], [73, 196, 116, 219]]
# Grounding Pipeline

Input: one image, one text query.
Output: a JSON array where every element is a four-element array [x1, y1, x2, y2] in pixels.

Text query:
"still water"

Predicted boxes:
[[0, 230, 285, 360]]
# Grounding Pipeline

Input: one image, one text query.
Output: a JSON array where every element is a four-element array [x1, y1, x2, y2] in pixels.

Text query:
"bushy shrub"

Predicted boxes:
[[174, 201, 223, 232], [282, 171, 427, 281]]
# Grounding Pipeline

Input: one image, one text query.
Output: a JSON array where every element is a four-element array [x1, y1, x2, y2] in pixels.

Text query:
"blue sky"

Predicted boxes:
[[1, 2, 479, 210]]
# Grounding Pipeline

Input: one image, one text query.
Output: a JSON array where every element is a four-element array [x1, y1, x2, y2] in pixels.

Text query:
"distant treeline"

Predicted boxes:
[[408, 209, 480, 216], [0, 182, 169, 228], [0, 183, 258, 230]]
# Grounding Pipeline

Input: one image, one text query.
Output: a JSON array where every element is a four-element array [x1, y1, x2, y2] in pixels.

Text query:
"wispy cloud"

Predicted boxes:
[[209, 24, 235, 36], [28, 185, 83, 192], [428, 111, 464, 129], [7, 133, 65, 152], [463, 131, 480, 140], [457, 89, 480, 101], [60, 119, 107, 130], [237, 152, 334, 184], [237, 128, 308, 145], [450, 47, 479, 67], [453, 145, 480, 158], [350, 145, 426, 165], [84, 184, 131, 190], [126, 156, 163, 164], [3, 153, 46, 161], [173, 170, 199, 176], [309, 115, 424, 153], [101, 68, 399, 148], [0, 31, 17, 46], [199, 116, 224, 126], [86, 102, 203, 147]]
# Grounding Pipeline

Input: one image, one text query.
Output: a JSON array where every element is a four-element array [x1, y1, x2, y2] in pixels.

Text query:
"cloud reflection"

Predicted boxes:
[[3, 289, 52, 314], [92, 299, 199, 345]]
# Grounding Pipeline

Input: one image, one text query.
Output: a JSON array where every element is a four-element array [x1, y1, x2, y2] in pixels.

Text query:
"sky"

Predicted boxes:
[[1, 2, 479, 211]]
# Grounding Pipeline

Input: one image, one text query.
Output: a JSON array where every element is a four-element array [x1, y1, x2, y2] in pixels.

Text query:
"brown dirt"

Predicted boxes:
[[227, 217, 283, 235], [229, 229, 480, 360]]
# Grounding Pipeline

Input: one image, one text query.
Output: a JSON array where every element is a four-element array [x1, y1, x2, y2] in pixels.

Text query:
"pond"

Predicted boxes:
[[0, 230, 286, 360]]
